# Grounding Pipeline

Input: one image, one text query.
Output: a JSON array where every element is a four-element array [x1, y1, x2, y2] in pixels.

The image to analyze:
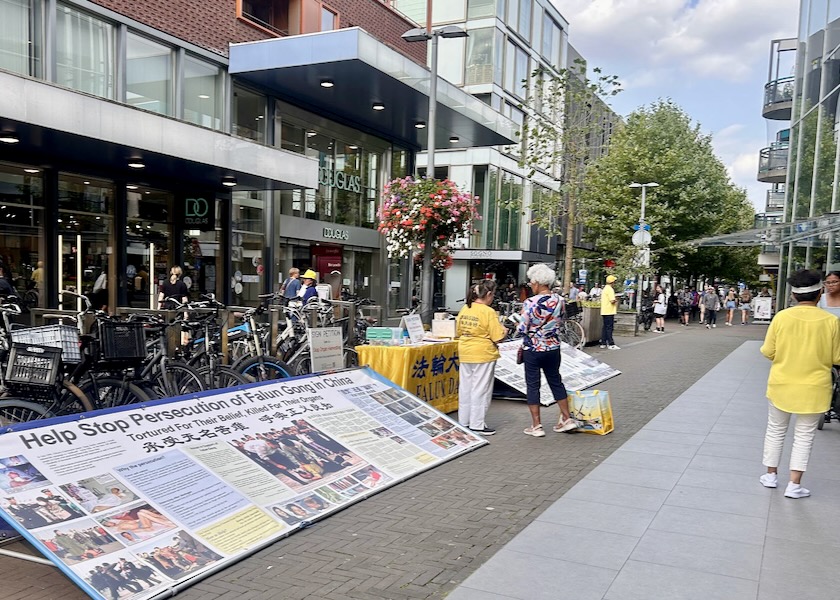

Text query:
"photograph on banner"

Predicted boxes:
[[0, 486, 86, 529], [496, 341, 621, 405], [0, 367, 486, 600]]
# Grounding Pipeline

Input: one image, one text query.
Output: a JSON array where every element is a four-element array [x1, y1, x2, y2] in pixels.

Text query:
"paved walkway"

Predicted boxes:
[[448, 340, 840, 600]]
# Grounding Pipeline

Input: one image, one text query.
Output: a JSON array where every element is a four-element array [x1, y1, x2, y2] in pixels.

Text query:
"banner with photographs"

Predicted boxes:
[[0, 367, 486, 600], [753, 297, 773, 321], [495, 341, 621, 406]]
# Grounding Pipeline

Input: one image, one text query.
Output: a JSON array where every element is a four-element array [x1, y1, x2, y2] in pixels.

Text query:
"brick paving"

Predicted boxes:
[[0, 319, 766, 599]]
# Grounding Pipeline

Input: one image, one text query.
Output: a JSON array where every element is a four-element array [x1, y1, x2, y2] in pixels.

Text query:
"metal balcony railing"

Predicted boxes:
[[763, 76, 794, 120], [758, 144, 789, 183], [766, 190, 785, 212]]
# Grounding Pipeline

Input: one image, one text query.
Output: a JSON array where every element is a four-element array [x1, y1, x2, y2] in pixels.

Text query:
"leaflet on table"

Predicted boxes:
[[0, 367, 485, 600], [495, 341, 621, 405]]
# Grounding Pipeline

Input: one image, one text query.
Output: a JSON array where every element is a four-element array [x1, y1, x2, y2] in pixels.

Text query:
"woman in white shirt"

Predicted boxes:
[[652, 284, 667, 333]]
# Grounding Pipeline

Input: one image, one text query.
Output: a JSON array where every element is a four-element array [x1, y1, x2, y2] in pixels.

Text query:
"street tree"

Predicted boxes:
[[578, 99, 757, 283], [517, 59, 621, 292]]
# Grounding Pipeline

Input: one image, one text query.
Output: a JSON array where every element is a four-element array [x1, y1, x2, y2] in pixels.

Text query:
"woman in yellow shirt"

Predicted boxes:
[[456, 280, 507, 435], [760, 269, 840, 498]]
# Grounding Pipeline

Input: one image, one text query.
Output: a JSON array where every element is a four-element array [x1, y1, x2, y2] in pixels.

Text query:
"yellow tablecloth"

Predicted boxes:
[[356, 342, 459, 414]]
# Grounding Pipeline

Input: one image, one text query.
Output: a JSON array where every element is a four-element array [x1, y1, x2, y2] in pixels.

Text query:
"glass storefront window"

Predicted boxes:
[[126, 32, 172, 115], [0, 162, 44, 300], [0, 0, 41, 77], [231, 192, 265, 305], [126, 186, 171, 308], [58, 173, 113, 307], [56, 3, 115, 99], [183, 55, 223, 130], [233, 86, 266, 143]]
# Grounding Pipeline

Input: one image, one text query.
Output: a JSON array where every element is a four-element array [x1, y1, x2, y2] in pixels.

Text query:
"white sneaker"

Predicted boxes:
[[785, 482, 810, 499], [599, 344, 607, 349], [712, 324, 716, 328], [706, 324, 710, 329], [608, 345, 620, 350], [725, 322, 732, 326], [759, 473, 778, 488]]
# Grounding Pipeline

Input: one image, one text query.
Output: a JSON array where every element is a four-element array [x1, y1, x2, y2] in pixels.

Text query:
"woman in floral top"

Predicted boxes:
[[517, 263, 578, 437]]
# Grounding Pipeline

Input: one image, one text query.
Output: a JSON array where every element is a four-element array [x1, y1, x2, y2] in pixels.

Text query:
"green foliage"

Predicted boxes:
[[579, 99, 757, 280]]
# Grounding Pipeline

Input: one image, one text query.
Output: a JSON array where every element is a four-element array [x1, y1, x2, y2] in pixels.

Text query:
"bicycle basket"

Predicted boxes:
[[98, 321, 146, 364], [10, 324, 82, 364], [5, 343, 62, 397], [565, 301, 581, 318]]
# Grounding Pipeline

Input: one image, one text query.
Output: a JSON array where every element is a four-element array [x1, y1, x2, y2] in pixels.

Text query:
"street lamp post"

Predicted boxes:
[[629, 182, 659, 335], [403, 16, 468, 325]]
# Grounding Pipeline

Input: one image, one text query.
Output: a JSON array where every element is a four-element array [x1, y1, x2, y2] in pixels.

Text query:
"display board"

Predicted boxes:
[[307, 327, 344, 372], [495, 341, 621, 405], [753, 297, 772, 321], [0, 368, 485, 600]]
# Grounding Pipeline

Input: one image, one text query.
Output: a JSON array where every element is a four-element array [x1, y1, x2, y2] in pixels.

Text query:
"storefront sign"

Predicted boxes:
[[323, 227, 349, 241], [0, 368, 485, 600], [318, 167, 361, 193], [184, 197, 216, 231]]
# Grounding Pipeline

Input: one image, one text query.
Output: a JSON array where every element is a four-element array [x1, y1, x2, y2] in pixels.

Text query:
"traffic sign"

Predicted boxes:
[[632, 224, 652, 231], [631, 229, 652, 247]]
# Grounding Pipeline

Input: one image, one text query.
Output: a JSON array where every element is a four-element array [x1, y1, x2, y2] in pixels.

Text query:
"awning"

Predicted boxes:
[[229, 28, 518, 151], [687, 214, 840, 247], [0, 70, 318, 191]]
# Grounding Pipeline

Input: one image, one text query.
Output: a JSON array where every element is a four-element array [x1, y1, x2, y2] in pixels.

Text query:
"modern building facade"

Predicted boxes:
[[772, 1, 840, 306], [391, 0, 617, 308], [0, 0, 514, 316]]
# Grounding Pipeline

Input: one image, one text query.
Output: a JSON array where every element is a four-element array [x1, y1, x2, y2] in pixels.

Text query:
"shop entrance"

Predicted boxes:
[[126, 187, 172, 309]]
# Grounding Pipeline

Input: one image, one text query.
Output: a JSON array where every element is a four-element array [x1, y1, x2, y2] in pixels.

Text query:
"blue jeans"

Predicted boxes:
[[523, 348, 567, 405], [601, 315, 615, 345]]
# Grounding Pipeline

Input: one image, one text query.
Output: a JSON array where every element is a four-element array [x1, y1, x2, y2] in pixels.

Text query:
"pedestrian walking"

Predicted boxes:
[[599, 275, 619, 349], [677, 287, 692, 326], [759, 269, 840, 499], [455, 280, 507, 436], [817, 270, 840, 317], [739, 287, 752, 324], [724, 287, 737, 326], [698, 287, 707, 324], [652, 284, 667, 332], [701, 286, 720, 328], [281, 267, 301, 299], [517, 264, 578, 437]]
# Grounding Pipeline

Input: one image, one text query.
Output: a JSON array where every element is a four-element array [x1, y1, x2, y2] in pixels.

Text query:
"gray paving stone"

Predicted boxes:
[[583, 462, 683, 491], [649, 505, 767, 545], [704, 431, 766, 448], [629, 429, 708, 446], [619, 438, 701, 459], [600, 449, 691, 473], [697, 441, 763, 461], [446, 588, 518, 600], [537, 497, 656, 538], [678, 468, 770, 496], [458, 549, 617, 600], [563, 479, 671, 512], [629, 529, 763, 580], [664, 484, 771, 518], [642, 419, 714, 436], [688, 453, 761, 476], [604, 560, 758, 600], [757, 537, 839, 600]]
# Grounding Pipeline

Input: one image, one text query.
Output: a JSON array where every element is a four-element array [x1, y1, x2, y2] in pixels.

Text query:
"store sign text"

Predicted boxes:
[[323, 227, 349, 241], [184, 197, 216, 231], [319, 167, 362, 193]]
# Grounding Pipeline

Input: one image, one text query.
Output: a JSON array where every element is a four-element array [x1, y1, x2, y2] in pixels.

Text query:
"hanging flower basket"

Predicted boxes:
[[378, 176, 480, 261]]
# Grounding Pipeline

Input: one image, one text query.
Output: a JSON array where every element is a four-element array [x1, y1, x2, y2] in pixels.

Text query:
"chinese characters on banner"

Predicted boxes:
[[0, 367, 485, 600]]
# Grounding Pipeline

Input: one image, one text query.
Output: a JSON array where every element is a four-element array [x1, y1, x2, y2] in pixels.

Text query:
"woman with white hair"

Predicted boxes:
[[517, 263, 578, 437]]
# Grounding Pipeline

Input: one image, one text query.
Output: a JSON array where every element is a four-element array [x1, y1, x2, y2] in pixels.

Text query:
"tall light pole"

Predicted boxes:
[[629, 182, 659, 334], [403, 15, 468, 324]]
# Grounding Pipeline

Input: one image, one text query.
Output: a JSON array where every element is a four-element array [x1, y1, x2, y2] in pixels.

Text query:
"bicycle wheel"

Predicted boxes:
[[291, 347, 357, 376], [150, 363, 206, 398], [562, 320, 586, 349], [199, 365, 249, 390], [236, 355, 294, 382], [344, 347, 359, 368], [80, 377, 153, 409], [0, 399, 52, 426], [44, 380, 96, 416]]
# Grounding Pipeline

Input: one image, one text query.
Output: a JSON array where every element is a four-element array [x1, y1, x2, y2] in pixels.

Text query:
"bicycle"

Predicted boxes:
[[560, 301, 586, 350], [817, 366, 840, 430]]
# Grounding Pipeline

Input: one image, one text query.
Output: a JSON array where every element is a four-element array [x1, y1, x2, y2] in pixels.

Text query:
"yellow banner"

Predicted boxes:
[[356, 342, 459, 413]]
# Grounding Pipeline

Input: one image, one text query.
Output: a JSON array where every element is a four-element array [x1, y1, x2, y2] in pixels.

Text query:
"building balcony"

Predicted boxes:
[[765, 189, 785, 212], [757, 144, 789, 183], [763, 76, 794, 120]]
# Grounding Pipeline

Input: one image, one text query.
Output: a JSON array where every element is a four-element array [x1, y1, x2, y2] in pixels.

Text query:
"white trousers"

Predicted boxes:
[[458, 361, 496, 430], [762, 402, 822, 472]]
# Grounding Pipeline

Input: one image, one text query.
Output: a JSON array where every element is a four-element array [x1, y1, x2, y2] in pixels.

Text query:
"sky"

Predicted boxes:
[[552, 0, 801, 213]]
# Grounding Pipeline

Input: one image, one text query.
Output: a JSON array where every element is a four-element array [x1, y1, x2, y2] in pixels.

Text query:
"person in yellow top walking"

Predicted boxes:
[[456, 280, 507, 436], [599, 275, 619, 349], [759, 269, 840, 498]]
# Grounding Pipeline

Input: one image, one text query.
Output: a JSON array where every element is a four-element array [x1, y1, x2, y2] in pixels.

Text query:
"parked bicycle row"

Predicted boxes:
[[0, 292, 375, 425]]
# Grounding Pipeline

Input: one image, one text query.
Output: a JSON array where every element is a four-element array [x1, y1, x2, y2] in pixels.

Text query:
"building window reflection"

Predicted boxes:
[[0, 162, 44, 301], [56, 3, 115, 99]]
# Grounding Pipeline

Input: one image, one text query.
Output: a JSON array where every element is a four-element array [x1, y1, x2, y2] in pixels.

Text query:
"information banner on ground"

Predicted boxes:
[[495, 341, 621, 405], [0, 368, 485, 600]]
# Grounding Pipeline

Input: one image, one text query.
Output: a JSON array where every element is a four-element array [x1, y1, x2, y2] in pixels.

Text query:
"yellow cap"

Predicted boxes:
[[606, 275, 617, 283], [302, 269, 317, 280]]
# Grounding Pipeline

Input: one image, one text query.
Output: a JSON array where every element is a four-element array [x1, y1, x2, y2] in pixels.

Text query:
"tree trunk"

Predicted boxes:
[[563, 193, 575, 294]]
